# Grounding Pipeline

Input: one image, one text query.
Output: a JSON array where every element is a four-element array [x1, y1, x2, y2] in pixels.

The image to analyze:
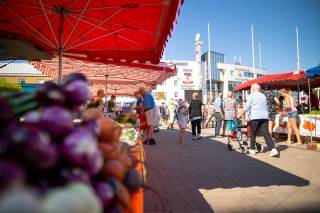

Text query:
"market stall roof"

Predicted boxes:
[[234, 70, 307, 91], [0, 0, 183, 64], [305, 65, 320, 78], [30, 57, 176, 96]]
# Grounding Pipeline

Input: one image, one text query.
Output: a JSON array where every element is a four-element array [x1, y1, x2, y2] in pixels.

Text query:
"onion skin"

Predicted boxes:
[[83, 108, 104, 121], [40, 106, 74, 139], [94, 181, 115, 208], [103, 160, 126, 181], [0, 159, 26, 191], [97, 118, 122, 144], [64, 80, 91, 107]]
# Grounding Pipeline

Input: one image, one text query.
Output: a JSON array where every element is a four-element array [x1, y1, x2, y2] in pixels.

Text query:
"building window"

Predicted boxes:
[[230, 70, 234, 76], [18, 79, 26, 84], [174, 80, 178, 86], [37, 79, 45, 84], [228, 81, 241, 91], [256, 74, 263, 78], [174, 92, 178, 98], [244, 72, 254, 78]]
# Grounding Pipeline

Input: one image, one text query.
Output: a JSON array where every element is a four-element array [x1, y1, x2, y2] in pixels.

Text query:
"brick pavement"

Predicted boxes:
[[143, 126, 320, 213]]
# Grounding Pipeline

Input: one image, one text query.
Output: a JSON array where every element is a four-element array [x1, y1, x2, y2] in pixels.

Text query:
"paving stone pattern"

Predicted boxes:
[[143, 127, 320, 213]]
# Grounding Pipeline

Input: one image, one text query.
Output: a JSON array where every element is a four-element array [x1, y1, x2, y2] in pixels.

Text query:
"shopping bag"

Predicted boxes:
[[139, 114, 147, 130]]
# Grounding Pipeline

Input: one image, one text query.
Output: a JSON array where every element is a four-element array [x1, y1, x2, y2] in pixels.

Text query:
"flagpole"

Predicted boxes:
[[258, 42, 262, 68], [296, 26, 300, 70], [251, 24, 255, 71], [208, 22, 213, 100], [296, 27, 302, 106]]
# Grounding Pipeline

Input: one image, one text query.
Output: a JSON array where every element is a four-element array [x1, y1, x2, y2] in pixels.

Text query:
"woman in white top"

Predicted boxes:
[[279, 89, 302, 145]]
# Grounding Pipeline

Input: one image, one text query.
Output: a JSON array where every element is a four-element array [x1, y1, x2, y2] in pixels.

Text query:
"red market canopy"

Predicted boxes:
[[30, 57, 176, 96], [0, 0, 183, 80], [234, 70, 320, 91]]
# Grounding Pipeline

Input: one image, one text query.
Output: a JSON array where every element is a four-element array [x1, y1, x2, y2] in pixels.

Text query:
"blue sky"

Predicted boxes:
[[165, 0, 320, 73]]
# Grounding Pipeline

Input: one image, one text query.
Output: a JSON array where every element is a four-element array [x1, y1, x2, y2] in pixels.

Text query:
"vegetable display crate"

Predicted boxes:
[[0, 73, 144, 213]]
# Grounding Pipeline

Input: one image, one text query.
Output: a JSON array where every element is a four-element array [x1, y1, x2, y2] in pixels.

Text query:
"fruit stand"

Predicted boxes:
[[273, 113, 320, 138]]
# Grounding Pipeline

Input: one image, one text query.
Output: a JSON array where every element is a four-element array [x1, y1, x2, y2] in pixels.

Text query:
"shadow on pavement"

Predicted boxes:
[[143, 129, 310, 213]]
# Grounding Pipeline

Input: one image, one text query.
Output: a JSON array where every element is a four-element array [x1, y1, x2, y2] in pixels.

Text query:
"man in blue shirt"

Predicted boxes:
[[138, 87, 156, 145], [243, 84, 279, 157]]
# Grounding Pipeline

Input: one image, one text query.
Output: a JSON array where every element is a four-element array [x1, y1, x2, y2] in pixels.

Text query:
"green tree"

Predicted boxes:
[[0, 80, 21, 92]]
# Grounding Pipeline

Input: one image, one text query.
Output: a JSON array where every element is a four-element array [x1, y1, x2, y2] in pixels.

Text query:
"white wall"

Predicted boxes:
[[152, 60, 204, 105]]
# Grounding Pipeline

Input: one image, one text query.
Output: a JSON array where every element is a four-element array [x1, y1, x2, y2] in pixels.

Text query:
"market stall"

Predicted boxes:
[[235, 69, 320, 142]]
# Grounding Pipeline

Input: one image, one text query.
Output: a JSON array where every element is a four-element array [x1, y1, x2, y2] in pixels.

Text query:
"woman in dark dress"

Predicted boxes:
[[189, 92, 203, 140], [263, 89, 280, 136]]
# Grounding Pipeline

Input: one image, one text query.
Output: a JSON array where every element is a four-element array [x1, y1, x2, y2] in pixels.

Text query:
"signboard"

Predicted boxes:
[[182, 68, 194, 86], [154, 92, 165, 100]]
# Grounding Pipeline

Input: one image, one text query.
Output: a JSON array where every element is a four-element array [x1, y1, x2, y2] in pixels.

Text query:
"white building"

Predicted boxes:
[[152, 33, 267, 104], [152, 60, 204, 104], [217, 63, 266, 101]]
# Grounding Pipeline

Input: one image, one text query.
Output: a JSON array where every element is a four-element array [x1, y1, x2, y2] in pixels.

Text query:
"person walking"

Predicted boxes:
[[138, 87, 156, 145], [213, 93, 224, 137], [262, 89, 280, 136], [167, 99, 175, 129], [177, 99, 188, 145], [202, 103, 209, 128], [189, 92, 203, 140], [205, 99, 214, 128], [107, 95, 116, 119], [159, 102, 167, 125], [243, 84, 279, 157], [223, 91, 238, 136], [279, 88, 302, 145]]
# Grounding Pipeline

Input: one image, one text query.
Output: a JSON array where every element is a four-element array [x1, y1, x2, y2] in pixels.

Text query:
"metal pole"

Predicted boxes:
[[297, 80, 302, 112], [308, 78, 313, 142], [58, 9, 65, 84], [105, 74, 109, 116], [208, 22, 213, 100], [258, 42, 262, 68], [296, 26, 300, 70], [58, 50, 62, 84], [251, 24, 255, 71]]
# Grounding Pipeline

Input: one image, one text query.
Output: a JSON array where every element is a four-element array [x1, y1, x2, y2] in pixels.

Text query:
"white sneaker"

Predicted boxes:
[[248, 149, 256, 155], [269, 148, 280, 157]]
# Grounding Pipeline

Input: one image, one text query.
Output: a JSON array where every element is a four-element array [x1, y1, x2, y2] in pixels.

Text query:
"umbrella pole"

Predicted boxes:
[[297, 80, 302, 113], [104, 74, 109, 117], [308, 78, 313, 143], [57, 9, 65, 84], [58, 49, 62, 84]]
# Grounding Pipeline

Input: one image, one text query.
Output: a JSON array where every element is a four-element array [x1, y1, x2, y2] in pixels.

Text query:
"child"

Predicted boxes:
[[177, 99, 188, 145]]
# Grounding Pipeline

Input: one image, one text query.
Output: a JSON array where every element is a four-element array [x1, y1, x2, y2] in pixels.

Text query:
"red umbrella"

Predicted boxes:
[[0, 0, 183, 81], [235, 70, 306, 91]]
